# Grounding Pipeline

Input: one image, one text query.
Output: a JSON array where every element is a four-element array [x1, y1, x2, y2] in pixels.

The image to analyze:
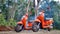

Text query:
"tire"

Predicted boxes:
[[32, 23, 40, 32], [48, 24, 53, 31], [15, 24, 23, 32], [39, 23, 43, 29], [48, 28, 51, 31]]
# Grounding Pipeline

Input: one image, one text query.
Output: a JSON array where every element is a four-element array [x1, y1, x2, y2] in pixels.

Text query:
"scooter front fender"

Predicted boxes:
[[17, 21, 23, 25], [34, 19, 41, 23]]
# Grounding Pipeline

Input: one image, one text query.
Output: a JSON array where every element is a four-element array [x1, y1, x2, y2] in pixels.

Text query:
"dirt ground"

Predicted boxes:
[[0, 30, 60, 34]]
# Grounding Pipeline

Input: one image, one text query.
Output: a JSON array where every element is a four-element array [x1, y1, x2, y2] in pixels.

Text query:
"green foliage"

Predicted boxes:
[[0, 14, 6, 26], [0, 14, 16, 26], [30, 7, 35, 16], [8, 18, 16, 26], [0, 0, 60, 30], [53, 2, 60, 30]]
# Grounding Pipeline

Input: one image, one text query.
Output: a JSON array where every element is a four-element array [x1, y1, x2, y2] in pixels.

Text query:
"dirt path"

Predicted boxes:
[[0, 30, 60, 34]]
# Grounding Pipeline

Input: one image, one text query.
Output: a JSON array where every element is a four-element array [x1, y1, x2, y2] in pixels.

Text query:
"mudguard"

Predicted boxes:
[[34, 19, 41, 23], [17, 21, 23, 25]]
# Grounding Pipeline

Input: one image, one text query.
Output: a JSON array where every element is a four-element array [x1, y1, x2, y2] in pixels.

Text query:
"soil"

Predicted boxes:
[[0, 26, 60, 34], [0, 30, 60, 34], [0, 26, 14, 31]]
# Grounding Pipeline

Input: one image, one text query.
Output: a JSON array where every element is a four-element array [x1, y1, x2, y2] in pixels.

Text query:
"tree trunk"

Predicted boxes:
[[8, 2, 17, 19]]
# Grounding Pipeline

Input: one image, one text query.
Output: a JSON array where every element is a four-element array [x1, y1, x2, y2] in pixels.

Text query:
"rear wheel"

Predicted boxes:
[[32, 22, 40, 32], [15, 24, 23, 32]]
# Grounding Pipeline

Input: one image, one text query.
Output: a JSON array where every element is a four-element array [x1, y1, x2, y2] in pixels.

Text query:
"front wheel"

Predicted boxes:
[[32, 23, 40, 32], [15, 24, 23, 32], [48, 24, 53, 31], [47, 27, 51, 31]]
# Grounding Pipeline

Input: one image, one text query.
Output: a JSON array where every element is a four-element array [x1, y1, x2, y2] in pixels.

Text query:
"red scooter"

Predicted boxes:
[[32, 10, 53, 32], [15, 12, 34, 32]]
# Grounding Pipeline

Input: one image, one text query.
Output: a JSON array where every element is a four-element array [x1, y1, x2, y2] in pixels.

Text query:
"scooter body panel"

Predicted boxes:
[[17, 13, 33, 30]]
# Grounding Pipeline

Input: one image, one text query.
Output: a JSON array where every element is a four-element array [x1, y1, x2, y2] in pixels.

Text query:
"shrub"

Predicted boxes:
[[0, 14, 16, 26], [8, 18, 16, 26], [0, 14, 6, 26]]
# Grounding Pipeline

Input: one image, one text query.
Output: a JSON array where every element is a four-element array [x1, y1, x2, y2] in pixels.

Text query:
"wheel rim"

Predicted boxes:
[[19, 25, 23, 30], [17, 25, 23, 30], [33, 26, 37, 29]]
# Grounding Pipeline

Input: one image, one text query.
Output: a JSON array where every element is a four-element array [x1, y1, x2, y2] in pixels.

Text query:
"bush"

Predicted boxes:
[[0, 14, 16, 26], [53, 21, 60, 30], [53, 12, 60, 30], [0, 14, 6, 26], [8, 18, 16, 26]]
